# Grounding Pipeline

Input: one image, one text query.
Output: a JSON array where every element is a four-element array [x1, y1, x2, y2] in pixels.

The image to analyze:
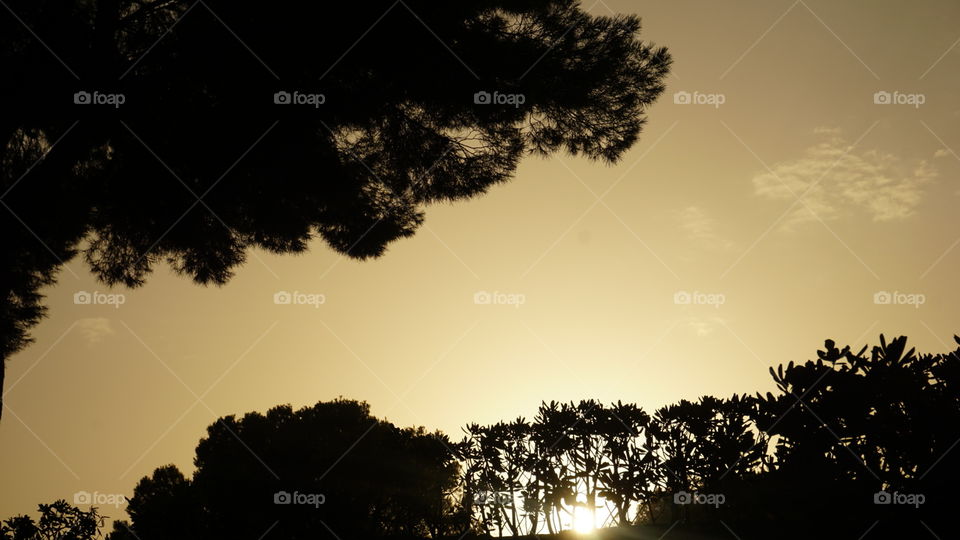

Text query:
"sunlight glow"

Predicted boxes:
[[572, 505, 595, 534]]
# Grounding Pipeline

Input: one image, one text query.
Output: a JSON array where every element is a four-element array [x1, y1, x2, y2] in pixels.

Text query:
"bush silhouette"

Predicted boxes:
[[1, 500, 105, 540]]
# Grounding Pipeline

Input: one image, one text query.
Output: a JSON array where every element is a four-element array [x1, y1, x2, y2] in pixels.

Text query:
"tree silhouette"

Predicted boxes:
[[460, 422, 516, 536], [595, 401, 656, 526], [461, 400, 667, 534], [103, 521, 137, 540], [12, 334, 960, 539], [122, 465, 201, 540], [0, 0, 671, 415], [650, 400, 707, 523], [0, 500, 105, 540], [531, 400, 579, 533], [748, 335, 960, 538], [119, 399, 464, 539], [452, 335, 960, 538]]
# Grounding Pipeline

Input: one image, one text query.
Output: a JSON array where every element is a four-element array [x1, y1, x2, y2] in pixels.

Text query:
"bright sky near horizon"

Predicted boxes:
[[3, 0, 960, 525]]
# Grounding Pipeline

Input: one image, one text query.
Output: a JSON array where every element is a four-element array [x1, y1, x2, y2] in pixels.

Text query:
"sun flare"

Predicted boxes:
[[573, 506, 595, 534]]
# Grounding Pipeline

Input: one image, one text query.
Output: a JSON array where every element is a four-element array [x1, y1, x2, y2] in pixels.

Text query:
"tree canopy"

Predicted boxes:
[[115, 398, 463, 539], [0, 0, 671, 413]]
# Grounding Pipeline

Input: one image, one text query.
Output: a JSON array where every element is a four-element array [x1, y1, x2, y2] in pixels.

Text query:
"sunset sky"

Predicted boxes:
[[3, 0, 960, 524]]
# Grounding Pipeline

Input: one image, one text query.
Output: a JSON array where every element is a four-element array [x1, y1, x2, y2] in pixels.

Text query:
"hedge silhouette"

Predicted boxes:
[[32, 334, 948, 539]]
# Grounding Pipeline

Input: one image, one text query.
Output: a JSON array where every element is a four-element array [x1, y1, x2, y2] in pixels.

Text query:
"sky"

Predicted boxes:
[[3, 0, 960, 526]]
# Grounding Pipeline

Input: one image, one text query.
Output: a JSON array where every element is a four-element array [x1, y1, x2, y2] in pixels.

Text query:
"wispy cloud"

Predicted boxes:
[[752, 130, 938, 229], [76, 318, 115, 345], [676, 206, 734, 251]]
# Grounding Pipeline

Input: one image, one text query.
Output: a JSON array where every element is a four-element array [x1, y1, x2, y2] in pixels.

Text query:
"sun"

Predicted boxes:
[[573, 505, 596, 534]]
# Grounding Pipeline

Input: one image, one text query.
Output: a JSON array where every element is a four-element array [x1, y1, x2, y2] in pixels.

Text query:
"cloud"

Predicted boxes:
[[676, 206, 734, 250], [752, 131, 938, 229], [76, 318, 115, 345], [813, 126, 842, 135], [934, 149, 951, 158]]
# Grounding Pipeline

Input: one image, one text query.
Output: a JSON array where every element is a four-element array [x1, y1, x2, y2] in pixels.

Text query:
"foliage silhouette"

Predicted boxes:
[[743, 334, 960, 538], [113, 398, 465, 539], [122, 465, 200, 540], [454, 335, 960, 538], [0, 500, 105, 540], [10, 334, 956, 539], [0, 0, 671, 415]]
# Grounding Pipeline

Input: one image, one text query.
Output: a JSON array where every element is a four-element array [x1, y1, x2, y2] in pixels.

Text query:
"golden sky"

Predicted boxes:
[[3, 0, 960, 524]]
